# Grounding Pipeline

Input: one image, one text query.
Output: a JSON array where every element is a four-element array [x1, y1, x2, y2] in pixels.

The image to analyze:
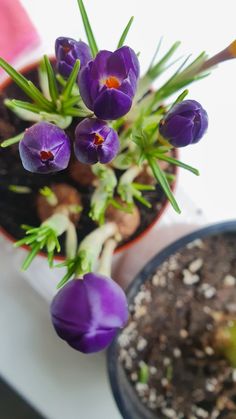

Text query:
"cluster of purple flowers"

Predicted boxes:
[[19, 39, 141, 173], [19, 37, 208, 175]]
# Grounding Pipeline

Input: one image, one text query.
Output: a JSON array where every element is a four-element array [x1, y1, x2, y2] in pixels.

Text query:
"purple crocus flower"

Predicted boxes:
[[159, 100, 208, 147], [55, 37, 92, 78], [74, 118, 119, 164], [79, 46, 140, 120], [19, 122, 71, 174], [50, 273, 128, 353]]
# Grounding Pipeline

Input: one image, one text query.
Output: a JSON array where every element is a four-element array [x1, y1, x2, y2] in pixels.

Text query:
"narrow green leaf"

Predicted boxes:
[[139, 361, 149, 384], [132, 182, 155, 191], [117, 16, 134, 49], [0, 57, 53, 111], [148, 41, 181, 79], [154, 153, 199, 176], [8, 185, 31, 194], [148, 157, 181, 213], [21, 243, 41, 271], [27, 81, 54, 111], [5, 99, 42, 114], [63, 107, 93, 117], [43, 55, 59, 104], [77, 0, 98, 57], [1, 132, 24, 148], [62, 60, 80, 101], [170, 89, 189, 108], [62, 95, 81, 109], [148, 37, 163, 71]]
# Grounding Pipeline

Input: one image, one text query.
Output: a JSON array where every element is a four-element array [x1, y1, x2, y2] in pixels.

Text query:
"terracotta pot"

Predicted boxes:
[[0, 58, 178, 301]]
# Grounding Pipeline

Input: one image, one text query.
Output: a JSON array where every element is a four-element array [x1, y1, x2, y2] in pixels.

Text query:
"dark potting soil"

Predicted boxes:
[[119, 233, 236, 419], [0, 66, 173, 254]]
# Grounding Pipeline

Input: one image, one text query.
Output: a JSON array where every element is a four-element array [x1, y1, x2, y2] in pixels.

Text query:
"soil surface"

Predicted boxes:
[[119, 233, 236, 418], [0, 66, 174, 254]]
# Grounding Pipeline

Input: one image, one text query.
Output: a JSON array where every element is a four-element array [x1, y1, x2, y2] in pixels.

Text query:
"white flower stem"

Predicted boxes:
[[65, 221, 78, 259], [76, 222, 118, 274], [97, 238, 117, 277], [42, 213, 70, 236], [119, 165, 142, 186]]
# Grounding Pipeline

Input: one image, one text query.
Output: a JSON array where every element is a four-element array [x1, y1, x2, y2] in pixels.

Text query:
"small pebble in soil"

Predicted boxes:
[[183, 269, 200, 285], [223, 274, 236, 286], [199, 283, 216, 299], [188, 258, 203, 273], [186, 238, 204, 249], [173, 347, 182, 358], [136, 337, 147, 351]]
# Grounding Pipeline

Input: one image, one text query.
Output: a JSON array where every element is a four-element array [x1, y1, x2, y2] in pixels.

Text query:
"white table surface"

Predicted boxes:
[[1, 1, 236, 418]]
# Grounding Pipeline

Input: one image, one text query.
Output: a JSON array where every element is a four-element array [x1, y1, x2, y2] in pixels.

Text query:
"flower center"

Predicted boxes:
[[62, 44, 72, 54], [94, 133, 104, 146], [105, 76, 120, 89], [40, 150, 54, 162]]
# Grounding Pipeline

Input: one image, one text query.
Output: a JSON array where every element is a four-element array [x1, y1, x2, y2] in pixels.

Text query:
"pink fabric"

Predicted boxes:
[[0, 0, 39, 63]]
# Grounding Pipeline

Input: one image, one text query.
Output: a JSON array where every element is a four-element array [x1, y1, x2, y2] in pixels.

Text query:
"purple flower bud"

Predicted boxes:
[[74, 118, 119, 164], [50, 273, 128, 353], [159, 100, 208, 147], [79, 46, 140, 120], [55, 37, 92, 78], [19, 122, 71, 174]]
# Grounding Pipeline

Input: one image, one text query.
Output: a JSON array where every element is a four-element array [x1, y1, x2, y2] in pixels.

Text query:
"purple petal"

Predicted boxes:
[[94, 89, 132, 120]]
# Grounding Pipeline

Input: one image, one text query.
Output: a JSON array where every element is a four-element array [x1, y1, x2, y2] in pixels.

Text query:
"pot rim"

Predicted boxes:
[[107, 219, 236, 419], [0, 57, 178, 260]]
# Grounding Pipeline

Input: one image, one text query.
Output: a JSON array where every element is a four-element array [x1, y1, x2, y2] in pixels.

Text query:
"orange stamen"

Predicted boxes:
[[40, 150, 54, 161], [63, 45, 71, 54], [94, 133, 104, 146], [105, 76, 120, 89]]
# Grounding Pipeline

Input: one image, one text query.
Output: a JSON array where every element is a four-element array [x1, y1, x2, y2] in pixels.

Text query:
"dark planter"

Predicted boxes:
[[107, 220, 236, 419]]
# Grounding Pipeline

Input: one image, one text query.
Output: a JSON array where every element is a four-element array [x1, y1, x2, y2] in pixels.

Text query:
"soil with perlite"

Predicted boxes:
[[119, 233, 236, 419], [0, 66, 174, 254]]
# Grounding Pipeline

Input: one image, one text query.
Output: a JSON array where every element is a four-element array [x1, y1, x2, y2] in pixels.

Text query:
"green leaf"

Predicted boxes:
[[148, 157, 181, 213], [154, 153, 199, 176], [8, 185, 32, 194], [21, 243, 41, 271], [117, 16, 134, 49], [5, 99, 42, 114], [1, 132, 24, 148], [148, 41, 181, 79], [0, 57, 53, 112], [170, 89, 189, 108], [139, 361, 149, 384], [43, 55, 59, 104], [62, 60, 80, 101], [77, 0, 98, 57]]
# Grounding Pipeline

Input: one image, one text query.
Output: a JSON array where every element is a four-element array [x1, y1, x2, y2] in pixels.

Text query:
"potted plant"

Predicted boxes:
[[0, 0, 236, 354], [108, 221, 236, 418]]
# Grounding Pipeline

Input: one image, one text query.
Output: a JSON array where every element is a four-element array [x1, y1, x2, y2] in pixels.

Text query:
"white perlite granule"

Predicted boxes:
[[189, 258, 203, 273], [183, 269, 200, 285], [136, 337, 147, 351], [223, 274, 236, 286]]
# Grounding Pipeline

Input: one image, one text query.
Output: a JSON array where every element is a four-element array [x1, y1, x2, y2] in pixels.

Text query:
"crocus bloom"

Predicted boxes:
[[55, 37, 92, 78], [74, 118, 119, 164], [159, 100, 208, 147], [79, 46, 140, 120], [19, 122, 71, 173], [50, 273, 128, 353]]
